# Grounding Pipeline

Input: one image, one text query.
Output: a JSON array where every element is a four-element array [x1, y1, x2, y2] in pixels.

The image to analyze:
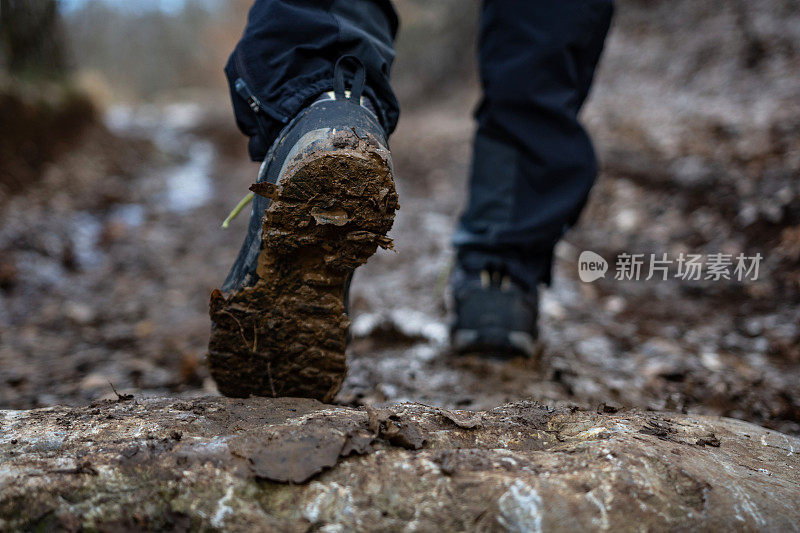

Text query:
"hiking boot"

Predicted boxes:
[[208, 57, 398, 402], [449, 264, 540, 358]]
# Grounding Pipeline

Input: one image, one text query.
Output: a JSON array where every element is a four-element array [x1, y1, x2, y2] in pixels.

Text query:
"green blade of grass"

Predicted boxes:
[[221, 192, 254, 229]]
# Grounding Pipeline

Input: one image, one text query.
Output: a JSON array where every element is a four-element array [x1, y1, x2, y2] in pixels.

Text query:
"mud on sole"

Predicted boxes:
[[208, 136, 398, 402]]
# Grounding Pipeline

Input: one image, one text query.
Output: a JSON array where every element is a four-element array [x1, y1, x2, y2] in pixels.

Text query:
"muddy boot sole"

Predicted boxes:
[[208, 132, 398, 402]]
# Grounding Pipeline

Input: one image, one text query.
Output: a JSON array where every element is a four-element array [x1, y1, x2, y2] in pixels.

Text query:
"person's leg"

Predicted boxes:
[[453, 0, 614, 290], [225, 0, 400, 161]]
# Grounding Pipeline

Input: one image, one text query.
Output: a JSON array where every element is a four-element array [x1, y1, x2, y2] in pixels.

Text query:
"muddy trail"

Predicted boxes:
[[1, 0, 799, 438]]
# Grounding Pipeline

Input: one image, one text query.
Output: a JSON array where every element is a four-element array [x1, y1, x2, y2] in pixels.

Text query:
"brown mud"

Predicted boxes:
[[208, 131, 398, 401]]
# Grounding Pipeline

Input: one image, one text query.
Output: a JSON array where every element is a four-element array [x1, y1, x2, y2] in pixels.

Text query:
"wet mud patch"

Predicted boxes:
[[228, 403, 435, 483], [234, 428, 349, 483]]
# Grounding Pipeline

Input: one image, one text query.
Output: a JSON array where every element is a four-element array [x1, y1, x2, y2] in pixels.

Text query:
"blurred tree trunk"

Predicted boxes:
[[0, 0, 67, 78]]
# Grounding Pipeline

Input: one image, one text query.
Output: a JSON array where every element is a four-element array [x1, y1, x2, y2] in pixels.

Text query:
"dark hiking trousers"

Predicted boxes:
[[225, 0, 613, 289]]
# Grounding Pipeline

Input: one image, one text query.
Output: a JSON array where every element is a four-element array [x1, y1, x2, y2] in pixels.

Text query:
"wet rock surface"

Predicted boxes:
[[1, 397, 798, 531]]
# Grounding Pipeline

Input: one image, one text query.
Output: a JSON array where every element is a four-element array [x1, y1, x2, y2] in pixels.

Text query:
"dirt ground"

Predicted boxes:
[[0, 1, 798, 435]]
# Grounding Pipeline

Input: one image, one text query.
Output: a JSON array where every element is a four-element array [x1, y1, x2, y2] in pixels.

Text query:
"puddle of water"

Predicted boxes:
[[163, 140, 215, 212], [108, 203, 146, 228], [351, 308, 448, 345], [71, 211, 104, 269], [105, 103, 216, 213], [105, 102, 204, 138]]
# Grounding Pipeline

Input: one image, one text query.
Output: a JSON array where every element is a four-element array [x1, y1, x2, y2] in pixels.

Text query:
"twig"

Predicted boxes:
[[108, 381, 133, 402], [219, 310, 248, 347]]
